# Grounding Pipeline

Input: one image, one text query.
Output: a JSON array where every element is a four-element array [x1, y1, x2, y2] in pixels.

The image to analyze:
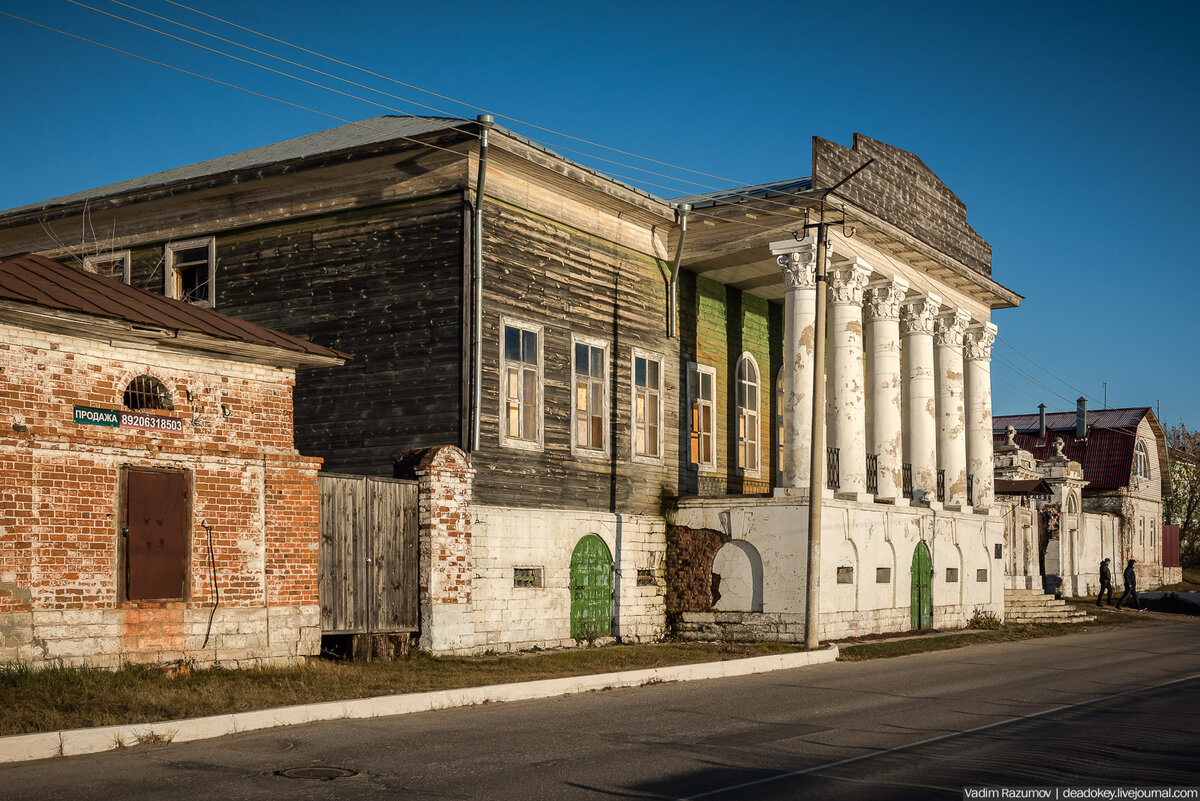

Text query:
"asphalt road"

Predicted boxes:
[[3, 619, 1198, 800]]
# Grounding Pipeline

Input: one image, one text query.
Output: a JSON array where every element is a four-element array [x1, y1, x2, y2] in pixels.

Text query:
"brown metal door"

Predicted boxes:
[[124, 468, 189, 601]]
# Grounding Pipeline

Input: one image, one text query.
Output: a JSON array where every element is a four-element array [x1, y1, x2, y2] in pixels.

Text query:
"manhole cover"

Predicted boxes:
[[276, 766, 358, 781]]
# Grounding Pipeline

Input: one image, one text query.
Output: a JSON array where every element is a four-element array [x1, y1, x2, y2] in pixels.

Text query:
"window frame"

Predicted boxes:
[[735, 352, 762, 478], [688, 362, 717, 474], [498, 317, 544, 452], [570, 334, 610, 459], [165, 237, 216, 308], [631, 347, 664, 464], [1134, 440, 1150, 479], [83, 250, 131, 284]]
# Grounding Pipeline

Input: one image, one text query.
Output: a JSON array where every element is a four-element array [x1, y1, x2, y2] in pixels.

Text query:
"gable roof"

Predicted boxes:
[[992, 407, 1161, 492], [0, 253, 348, 366]]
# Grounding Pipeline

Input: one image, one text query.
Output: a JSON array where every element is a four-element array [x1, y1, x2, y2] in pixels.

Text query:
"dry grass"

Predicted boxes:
[[0, 641, 803, 737]]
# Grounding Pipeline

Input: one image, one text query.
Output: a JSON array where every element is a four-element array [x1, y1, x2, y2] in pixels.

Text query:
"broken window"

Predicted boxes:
[[513, 567, 543, 588], [572, 337, 608, 455], [166, 238, 215, 307], [636, 569, 656, 586], [500, 320, 542, 449], [688, 362, 716, 471], [83, 250, 131, 283]]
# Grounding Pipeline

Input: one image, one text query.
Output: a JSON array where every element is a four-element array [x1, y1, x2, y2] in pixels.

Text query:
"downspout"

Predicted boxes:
[[471, 114, 493, 452], [667, 204, 690, 338]]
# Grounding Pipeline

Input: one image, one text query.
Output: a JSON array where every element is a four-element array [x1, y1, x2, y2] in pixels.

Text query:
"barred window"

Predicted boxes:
[[123, 375, 173, 411]]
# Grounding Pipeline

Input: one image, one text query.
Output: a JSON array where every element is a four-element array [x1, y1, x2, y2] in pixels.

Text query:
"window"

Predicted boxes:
[[632, 350, 662, 461], [1134, 441, 1150, 479], [735, 353, 761, 476], [122, 467, 189, 601], [876, 567, 892, 583], [688, 362, 716, 471], [500, 319, 542, 450], [165, 238, 216, 307], [636, 569, 656, 586], [776, 367, 784, 485], [1139, 517, 1145, 546], [1066, 493, 1078, 514], [571, 337, 608, 456], [123, 375, 173, 411], [1151, 518, 1156, 548], [83, 250, 131, 283], [976, 569, 989, 582], [946, 568, 959, 582], [836, 566, 854, 584], [513, 567, 543, 588]]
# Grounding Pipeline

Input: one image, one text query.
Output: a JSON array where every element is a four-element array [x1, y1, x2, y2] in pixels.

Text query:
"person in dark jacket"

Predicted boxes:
[[1115, 558, 1143, 611], [1096, 558, 1113, 606]]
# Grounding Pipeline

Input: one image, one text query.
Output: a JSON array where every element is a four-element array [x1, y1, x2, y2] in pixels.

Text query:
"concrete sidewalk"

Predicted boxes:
[[0, 643, 839, 765]]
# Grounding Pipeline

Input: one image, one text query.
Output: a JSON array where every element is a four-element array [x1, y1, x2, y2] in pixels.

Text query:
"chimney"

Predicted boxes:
[[1076, 397, 1087, 438], [1038, 403, 1046, 439]]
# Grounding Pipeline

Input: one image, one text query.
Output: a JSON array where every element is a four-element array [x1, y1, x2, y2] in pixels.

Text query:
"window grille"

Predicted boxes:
[[866, 453, 879, 494], [902, 463, 913, 499], [967, 475, 974, 506], [936, 469, 946, 503], [123, 375, 173, 410], [826, 447, 840, 490]]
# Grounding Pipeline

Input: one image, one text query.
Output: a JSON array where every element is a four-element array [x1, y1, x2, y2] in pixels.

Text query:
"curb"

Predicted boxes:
[[0, 644, 838, 764]]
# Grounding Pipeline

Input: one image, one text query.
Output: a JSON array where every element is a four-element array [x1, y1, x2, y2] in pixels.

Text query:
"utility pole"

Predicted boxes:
[[802, 159, 874, 651]]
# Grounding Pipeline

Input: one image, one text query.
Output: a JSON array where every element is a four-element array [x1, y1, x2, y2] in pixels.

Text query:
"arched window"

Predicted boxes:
[[123, 375, 173, 411], [1134, 441, 1150, 479], [1066, 493, 1078, 515], [736, 353, 760, 476]]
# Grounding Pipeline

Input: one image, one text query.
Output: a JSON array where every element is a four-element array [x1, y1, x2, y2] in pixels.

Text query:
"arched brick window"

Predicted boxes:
[[123, 375, 173, 411]]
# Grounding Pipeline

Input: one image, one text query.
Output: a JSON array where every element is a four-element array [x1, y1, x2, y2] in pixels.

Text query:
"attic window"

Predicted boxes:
[[83, 250, 131, 284], [124, 375, 173, 411], [166, 238, 215, 307], [1134, 441, 1150, 479]]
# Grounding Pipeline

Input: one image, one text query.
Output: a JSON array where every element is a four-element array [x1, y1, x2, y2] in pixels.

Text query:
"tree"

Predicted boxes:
[[1165, 424, 1200, 568]]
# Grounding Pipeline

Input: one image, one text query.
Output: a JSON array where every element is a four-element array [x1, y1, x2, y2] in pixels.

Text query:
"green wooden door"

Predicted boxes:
[[570, 535, 613, 641], [910, 541, 933, 630]]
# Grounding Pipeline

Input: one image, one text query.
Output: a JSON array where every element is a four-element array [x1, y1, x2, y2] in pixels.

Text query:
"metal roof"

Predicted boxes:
[[992, 408, 1153, 491], [0, 253, 348, 364], [674, 178, 814, 210]]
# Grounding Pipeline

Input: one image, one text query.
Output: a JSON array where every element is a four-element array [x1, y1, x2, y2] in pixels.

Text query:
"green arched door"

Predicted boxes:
[[570, 535, 613, 641], [911, 541, 933, 630]]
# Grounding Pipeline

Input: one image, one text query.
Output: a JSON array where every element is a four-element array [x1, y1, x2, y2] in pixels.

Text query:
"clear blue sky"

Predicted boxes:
[[3, 0, 1197, 430]]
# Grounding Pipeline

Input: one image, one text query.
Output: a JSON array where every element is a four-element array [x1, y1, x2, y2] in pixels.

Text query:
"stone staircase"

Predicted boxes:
[[1004, 588, 1095, 624]]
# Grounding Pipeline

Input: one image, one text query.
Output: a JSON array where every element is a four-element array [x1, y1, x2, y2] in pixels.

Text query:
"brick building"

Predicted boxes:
[[0, 254, 345, 667]]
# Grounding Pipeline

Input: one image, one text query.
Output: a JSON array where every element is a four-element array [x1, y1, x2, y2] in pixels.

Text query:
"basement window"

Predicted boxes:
[[513, 567, 543, 588], [977, 569, 989, 583], [165, 237, 216, 307], [836, 566, 854, 584], [636, 569, 656, 586], [124, 375, 173, 411], [876, 567, 891, 583], [945, 568, 959, 583]]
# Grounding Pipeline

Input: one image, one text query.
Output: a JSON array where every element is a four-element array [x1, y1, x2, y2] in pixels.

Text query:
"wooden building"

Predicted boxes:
[[0, 118, 1022, 650]]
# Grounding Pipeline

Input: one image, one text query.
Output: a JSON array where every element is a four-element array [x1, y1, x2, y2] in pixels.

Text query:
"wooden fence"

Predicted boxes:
[[318, 473, 419, 636]]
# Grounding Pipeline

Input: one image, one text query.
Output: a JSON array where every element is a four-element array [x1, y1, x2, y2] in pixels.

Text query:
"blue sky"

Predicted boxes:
[[2, 0, 1197, 429]]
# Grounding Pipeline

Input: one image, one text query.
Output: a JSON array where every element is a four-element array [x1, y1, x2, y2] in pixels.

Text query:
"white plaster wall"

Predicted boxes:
[[466, 506, 666, 654]]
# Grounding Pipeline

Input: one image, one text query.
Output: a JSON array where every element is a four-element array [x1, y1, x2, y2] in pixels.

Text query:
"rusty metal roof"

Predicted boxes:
[[993, 408, 1153, 491], [995, 478, 1052, 496], [0, 253, 348, 365]]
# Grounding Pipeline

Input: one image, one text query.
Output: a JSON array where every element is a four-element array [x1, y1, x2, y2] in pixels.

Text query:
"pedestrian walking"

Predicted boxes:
[[1096, 558, 1113, 606], [1115, 559, 1143, 611]]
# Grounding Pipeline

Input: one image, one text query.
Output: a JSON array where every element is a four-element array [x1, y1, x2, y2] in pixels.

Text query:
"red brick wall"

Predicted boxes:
[[665, 525, 729, 617]]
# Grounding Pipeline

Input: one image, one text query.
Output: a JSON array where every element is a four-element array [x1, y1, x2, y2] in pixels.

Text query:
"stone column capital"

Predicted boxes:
[[964, 321, 998, 362], [901, 293, 942, 336], [827, 261, 872, 305], [865, 275, 910, 321], [934, 307, 972, 347], [775, 245, 817, 290]]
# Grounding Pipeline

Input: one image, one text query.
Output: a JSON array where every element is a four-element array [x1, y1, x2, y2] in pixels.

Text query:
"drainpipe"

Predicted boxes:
[[667, 204, 690, 338], [471, 114, 493, 452]]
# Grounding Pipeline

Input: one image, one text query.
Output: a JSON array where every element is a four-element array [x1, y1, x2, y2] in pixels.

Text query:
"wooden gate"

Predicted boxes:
[[319, 474, 418, 636], [570, 535, 613, 641], [910, 541, 933, 630]]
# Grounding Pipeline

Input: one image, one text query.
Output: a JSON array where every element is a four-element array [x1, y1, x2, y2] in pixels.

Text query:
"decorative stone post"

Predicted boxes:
[[902, 293, 941, 500], [865, 275, 909, 501], [771, 238, 817, 491], [964, 321, 997, 510], [827, 259, 873, 496], [935, 306, 971, 507]]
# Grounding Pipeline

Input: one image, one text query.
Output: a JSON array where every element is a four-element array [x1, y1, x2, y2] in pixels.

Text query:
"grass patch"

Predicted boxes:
[[0, 641, 803, 737]]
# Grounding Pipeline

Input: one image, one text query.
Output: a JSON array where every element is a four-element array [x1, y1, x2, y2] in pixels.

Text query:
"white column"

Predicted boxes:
[[771, 238, 817, 491], [935, 307, 971, 507], [965, 321, 998, 509], [902, 293, 941, 499], [827, 259, 872, 496], [865, 275, 909, 501]]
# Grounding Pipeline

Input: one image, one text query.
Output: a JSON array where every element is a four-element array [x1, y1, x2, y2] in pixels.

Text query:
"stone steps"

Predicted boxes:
[[1004, 589, 1094, 624]]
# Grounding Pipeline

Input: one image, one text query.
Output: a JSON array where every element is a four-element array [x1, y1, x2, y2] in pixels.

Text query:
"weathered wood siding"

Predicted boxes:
[[318, 473, 419, 634], [473, 199, 678, 514], [98, 194, 466, 475]]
